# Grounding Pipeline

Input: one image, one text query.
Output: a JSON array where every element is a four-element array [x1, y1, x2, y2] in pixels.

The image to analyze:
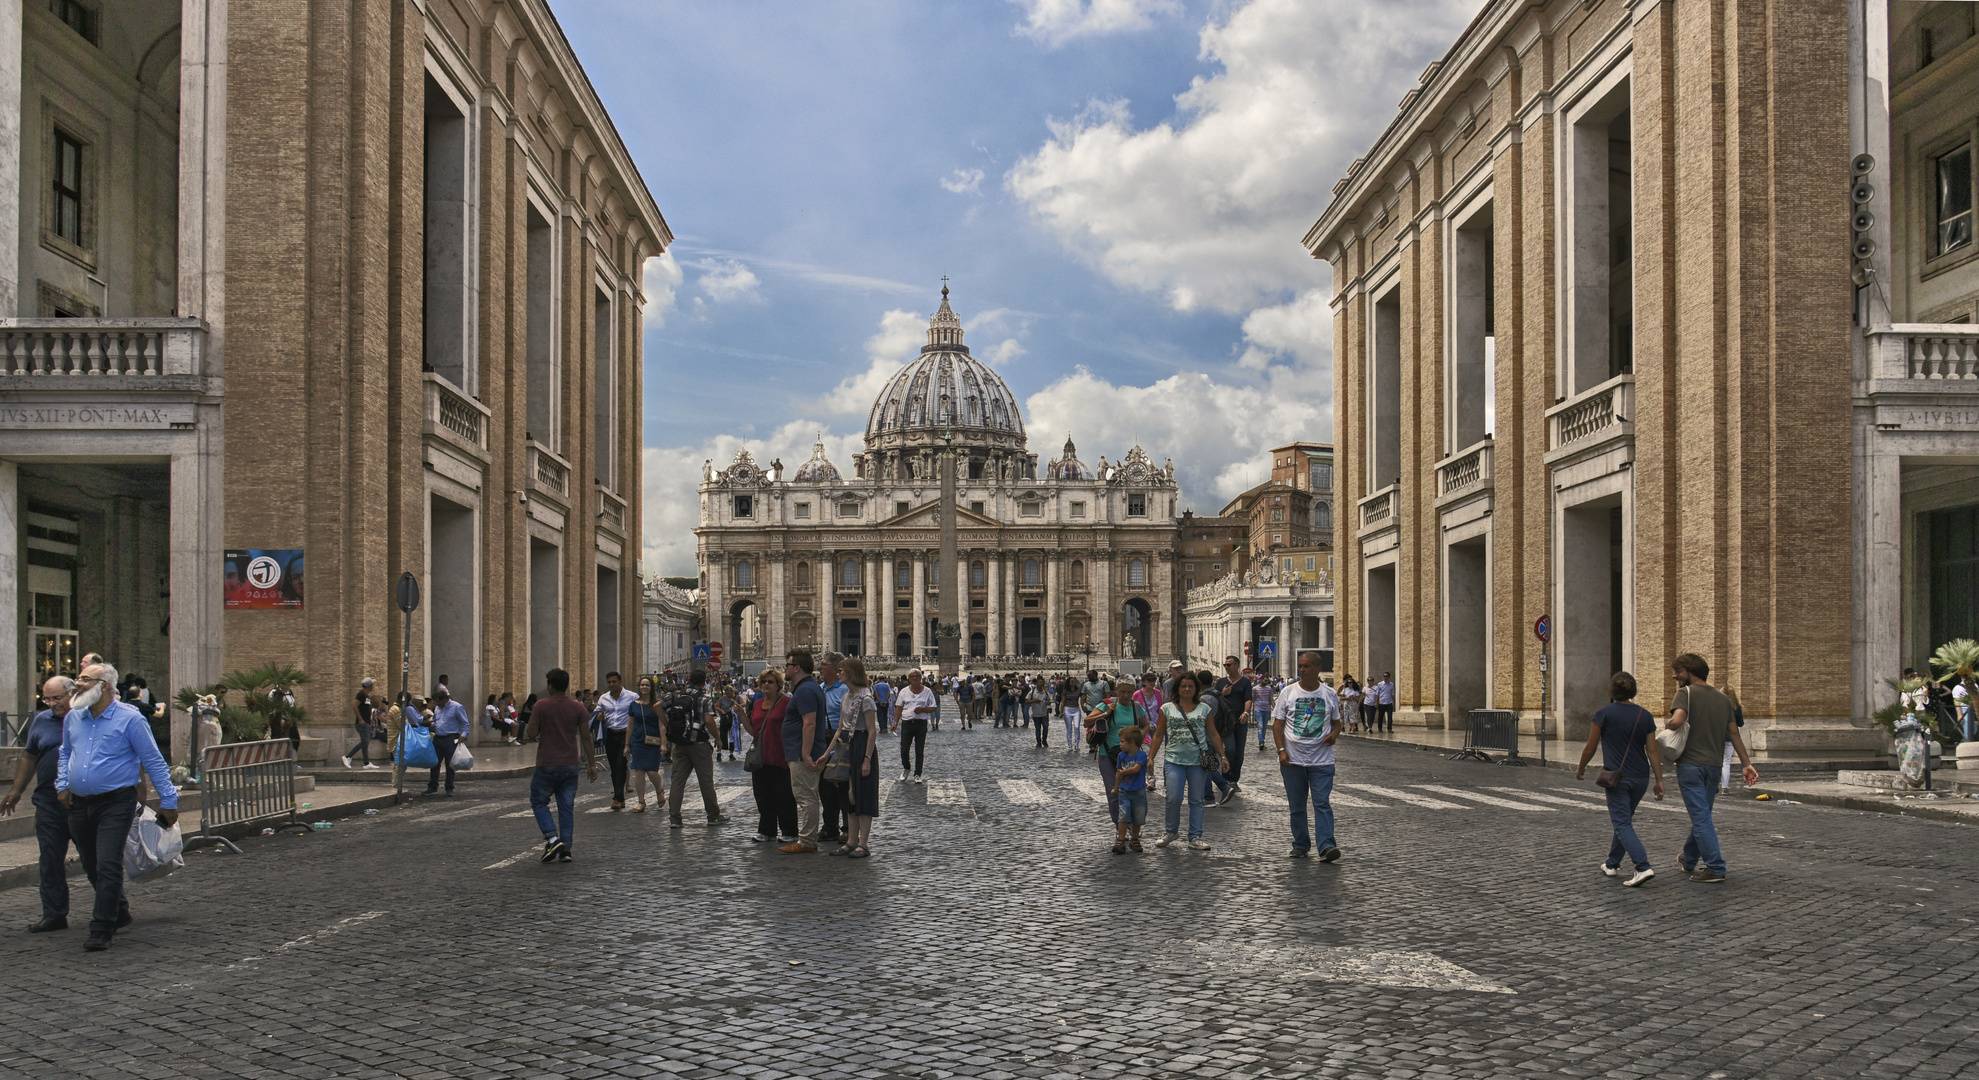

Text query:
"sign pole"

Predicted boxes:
[[396, 572, 420, 807], [1534, 615, 1550, 768]]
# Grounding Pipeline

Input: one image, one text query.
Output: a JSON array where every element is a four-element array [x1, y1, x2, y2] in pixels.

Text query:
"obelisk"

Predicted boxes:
[[938, 425, 960, 677]]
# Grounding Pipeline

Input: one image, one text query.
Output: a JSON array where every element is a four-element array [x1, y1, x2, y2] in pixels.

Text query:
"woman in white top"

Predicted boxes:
[[1338, 676, 1363, 733]]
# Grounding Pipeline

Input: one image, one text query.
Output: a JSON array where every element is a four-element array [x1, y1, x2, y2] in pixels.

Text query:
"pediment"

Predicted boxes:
[[881, 501, 999, 528]]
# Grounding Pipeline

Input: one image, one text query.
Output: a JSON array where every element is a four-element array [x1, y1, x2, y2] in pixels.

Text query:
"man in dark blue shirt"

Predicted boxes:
[[781, 650, 829, 853], [1, 676, 75, 932]]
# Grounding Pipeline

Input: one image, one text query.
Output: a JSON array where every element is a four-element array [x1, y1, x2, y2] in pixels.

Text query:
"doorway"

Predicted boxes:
[[1560, 496, 1626, 737], [1364, 562, 1397, 679], [1019, 618, 1042, 657], [1445, 536, 1489, 723], [839, 618, 863, 657]]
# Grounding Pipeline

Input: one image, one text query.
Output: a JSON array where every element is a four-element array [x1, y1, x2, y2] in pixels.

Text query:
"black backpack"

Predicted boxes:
[[662, 691, 703, 743]]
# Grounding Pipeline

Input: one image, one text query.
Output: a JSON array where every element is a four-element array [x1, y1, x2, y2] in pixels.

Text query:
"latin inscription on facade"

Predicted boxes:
[[1885, 406, 1979, 431], [0, 404, 196, 428]]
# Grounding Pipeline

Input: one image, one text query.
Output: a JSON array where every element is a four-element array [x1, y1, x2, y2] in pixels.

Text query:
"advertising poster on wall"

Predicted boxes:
[[225, 549, 305, 609]]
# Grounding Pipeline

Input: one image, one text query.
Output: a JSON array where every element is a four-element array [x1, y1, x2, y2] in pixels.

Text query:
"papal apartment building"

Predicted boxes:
[[1307, 0, 1978, 758], [0, 0, 666, 753]]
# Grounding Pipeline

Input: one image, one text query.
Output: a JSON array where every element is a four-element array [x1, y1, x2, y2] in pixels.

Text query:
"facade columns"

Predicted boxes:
[[703, 553, 724, 658], [864, 553, 879, 656], [986, 552, 1001, 656], [878, 550, 895, 657], [767, 554, 787, 661], [911, 553, 927, 658], [1046, 553, 1063, 654]]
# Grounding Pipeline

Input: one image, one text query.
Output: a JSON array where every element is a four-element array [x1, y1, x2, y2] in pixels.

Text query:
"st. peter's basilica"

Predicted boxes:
[[694, 288, 1179, 668]]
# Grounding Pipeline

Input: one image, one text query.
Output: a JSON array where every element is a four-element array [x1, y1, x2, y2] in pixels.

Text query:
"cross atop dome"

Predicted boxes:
[[927, 282, 964, 348]]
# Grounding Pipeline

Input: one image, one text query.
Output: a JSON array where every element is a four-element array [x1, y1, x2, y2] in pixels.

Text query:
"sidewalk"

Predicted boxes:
[[0, 782, 407, 895], [301, 743, 540, 782]]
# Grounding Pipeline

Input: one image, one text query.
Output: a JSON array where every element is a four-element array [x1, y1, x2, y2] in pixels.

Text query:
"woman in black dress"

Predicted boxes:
[[837, 658, 883, 858]]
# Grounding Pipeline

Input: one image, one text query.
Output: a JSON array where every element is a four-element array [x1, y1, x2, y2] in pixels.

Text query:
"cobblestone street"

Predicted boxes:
[[4, 706, 1976, 1080]]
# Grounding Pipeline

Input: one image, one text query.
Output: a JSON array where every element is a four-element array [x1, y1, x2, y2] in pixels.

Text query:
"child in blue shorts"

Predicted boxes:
[[1112, 726, 1149, 855]]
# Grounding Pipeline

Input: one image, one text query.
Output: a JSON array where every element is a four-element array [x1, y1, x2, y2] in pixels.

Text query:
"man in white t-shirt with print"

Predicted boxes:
[[1272, 649, 1342, 862], [892, 669, 937, 783]]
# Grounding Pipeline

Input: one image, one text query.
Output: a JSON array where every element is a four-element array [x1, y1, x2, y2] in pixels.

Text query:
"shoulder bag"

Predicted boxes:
[[1595, 706, 1650, 788], [1656, 690, 1690, 760], [742, 700, 768, 773]]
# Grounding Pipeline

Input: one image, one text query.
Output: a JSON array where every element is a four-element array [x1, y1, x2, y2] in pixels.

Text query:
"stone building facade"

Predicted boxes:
[[641, 579, 699, 675], [0, 0, 665, 751], [695, 290, 1182, 669], [1304, 0, 1968, 760]]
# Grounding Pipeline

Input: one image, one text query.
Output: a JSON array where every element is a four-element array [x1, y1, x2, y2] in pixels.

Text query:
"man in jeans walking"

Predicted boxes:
[[596, 672, 638, 809], [1665, 652, 1758, 883], [524, 668, 596, 862], [1371, 673, 1395, 733], [1272, 650, 1341, 861], [424, 684, 471, 795], [781, 651, 830, 853]]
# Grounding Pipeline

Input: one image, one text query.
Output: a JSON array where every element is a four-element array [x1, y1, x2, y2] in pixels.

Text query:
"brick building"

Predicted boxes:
[[1306, 0, 1976, 757], [0, 0, 667, 754]]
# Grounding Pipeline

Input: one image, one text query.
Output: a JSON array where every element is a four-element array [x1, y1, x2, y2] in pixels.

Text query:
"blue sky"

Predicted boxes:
[[549, 0, 1479, 575]]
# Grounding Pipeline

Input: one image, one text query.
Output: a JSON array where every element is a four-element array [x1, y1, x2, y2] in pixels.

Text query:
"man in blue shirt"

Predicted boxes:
[[780, 650, 830, 853], [56, 663, 178, 951], [818, 652, 850, 843], [872, 676, 892, 734], [1, 676, 76, 932], [424, 685, 472, 796]]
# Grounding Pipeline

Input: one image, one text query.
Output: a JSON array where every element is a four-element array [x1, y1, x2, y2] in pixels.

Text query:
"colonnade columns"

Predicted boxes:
[[910, 554, 927, 658], [864, 553, 879, 656], [1045, 554, 1063, 654], [1003, 555, 1017, 652], [767, 554, 787, 661], [986, 552, 1002, 655], [878, 551, 895, 658]]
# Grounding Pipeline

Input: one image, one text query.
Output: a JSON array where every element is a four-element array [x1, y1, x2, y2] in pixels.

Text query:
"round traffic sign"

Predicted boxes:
[[1534, 615, 1550, 643]]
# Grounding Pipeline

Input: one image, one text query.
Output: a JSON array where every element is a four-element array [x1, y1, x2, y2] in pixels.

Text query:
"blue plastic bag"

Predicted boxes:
[[399, 724, 439, 768]]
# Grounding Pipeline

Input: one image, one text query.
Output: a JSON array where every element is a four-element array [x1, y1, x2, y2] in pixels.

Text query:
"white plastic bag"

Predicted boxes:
[[450, 740, 475, 771], [125, 805, 184, 881]]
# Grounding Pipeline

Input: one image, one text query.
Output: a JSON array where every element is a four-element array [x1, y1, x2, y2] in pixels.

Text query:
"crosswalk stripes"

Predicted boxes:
[[1067, 777, 1107, 803], [997, 779, 1050, 805], [1340, 783, 1469, 809], [501, 794, 606, 818], [926, 780, 968, 806], [1487, 785, 1689, 813], [1412, 784, 1558, 812]]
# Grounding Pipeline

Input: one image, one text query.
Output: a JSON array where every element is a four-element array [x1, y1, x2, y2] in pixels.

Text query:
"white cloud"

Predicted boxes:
[[1024, 364, 1331, 513], [1013, 0, 1179, 46], [697, 258, 762, 303], [940, 167, 986, 194], [641, 252, 683, 325], [1008, 0, 1474, 314], [643, 423, 867, 577], [982, 338, 1028, 365], [821, 308, 926, 415], [1236, 287, 1332, 371]]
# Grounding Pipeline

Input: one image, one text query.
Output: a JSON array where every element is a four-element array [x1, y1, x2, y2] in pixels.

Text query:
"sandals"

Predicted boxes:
[[632, 800, 647, 813], [848, 846, 870, 859], [828, 845, 853, 857]]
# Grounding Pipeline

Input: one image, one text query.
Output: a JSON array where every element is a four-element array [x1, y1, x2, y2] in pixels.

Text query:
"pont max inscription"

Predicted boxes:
[[0, 403, 195, 428]]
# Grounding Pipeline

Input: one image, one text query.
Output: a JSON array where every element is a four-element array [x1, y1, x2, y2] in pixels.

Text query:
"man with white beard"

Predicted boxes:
[[56, 662, 179, 952]]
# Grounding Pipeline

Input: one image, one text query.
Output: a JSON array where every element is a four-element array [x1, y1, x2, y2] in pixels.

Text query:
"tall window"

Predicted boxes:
[[1127, 493, 1146, 516], [525, 203, 556, 443], [1024, 558, 1040, 586], [1071, 560, 1085, 586], [1315, 502, 1331, 529], [841, 560, 859, 587], [1937, 143, 1974, 257], [930, 561, 939, 586], [51, 130, 83, 246], [424, 74, 472, 390], [1128, 559, 1146, 587], [1311, 462, 1332, 489], [971, 561, 985, 588], [896, 562, 910, 589], [735, 561, 752, 589], [796, 562, 811, 588]]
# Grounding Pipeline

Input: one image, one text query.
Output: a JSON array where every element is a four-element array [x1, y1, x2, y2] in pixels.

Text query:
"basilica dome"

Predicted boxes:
[[864, 287, 1026, 456]]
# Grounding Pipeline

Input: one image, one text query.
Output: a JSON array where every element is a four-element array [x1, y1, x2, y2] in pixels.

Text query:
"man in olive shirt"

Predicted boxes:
[[1665, 652, 1758, 883]]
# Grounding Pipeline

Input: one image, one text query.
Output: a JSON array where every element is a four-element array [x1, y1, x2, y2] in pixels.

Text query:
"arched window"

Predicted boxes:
[[1024, 558, 1040, 585], [1315, 502, 1332, 529], [896, 562, 910, 589], [930, 561, 940, 586], [1128, 559, 1146, 587], [971, 561, 985, 588], [1071, 560, 1085, 586], [841, 559, 860, 587], [735, 561, 752, 589], [795, 562, 810, 588]]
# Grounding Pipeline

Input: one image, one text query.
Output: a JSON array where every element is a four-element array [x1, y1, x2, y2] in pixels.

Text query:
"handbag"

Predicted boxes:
[[1595, 707, 1649, 788], [1655, 700, 1690, 761]]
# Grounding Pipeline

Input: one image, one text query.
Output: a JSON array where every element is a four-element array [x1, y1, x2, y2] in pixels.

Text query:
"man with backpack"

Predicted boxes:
[[664, 669, 728, 828]]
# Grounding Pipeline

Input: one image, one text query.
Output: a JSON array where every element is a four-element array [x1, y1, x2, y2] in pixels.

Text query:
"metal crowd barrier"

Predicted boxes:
[[184, 738, 310, 853], [1451, 709, 1525, 764]]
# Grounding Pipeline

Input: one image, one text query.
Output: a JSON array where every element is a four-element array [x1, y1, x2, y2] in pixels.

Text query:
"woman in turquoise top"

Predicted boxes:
[[1083, 679, 1147, 831], [1150, 671, 1224, 850]]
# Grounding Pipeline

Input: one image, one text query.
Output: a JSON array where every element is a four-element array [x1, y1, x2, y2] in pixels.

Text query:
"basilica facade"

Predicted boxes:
[[694, 290, 1179, 668]]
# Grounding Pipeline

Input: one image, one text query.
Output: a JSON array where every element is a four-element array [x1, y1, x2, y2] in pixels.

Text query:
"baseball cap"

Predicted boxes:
[[361, 677, 375, 686]]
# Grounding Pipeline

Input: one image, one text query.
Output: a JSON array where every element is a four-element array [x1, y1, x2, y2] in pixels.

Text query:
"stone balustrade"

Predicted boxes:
[[0, 317, 206, 377]]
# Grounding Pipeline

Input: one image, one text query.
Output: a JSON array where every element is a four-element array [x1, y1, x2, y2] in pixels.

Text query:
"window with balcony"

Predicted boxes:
[[1127, 493, 1146, 516], [594, 288, 616, 487], [732, 495, 753, 518], [51, 130, 83, 247], [1452, 196, 1496, 449], [930, 561, 940, 586], [424, 74, 473, 392], [896, 562, 910, 589], [1568, 76, 1633, 392], [525, 201, 557, 445], [1128, 559, 1146, 588], [971, 561, 985, 588], [841, 560, 860, 588], [1936, 142, 1973, 258], [1023, 558, 1040, 586], [1368, 283, 1402, 488], [735, 561, 752, 589]]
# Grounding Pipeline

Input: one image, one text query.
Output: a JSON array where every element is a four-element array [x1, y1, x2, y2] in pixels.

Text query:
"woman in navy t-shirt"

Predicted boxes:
[[1574, 671, 1665, 886]]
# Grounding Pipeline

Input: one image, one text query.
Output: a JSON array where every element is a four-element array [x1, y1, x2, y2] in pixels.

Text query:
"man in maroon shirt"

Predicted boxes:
[[523, 668, 597, 863]]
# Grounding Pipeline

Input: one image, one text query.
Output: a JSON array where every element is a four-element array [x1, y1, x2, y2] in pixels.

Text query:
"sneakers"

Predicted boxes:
[[1187, 838, 1212, 851], [706, 816, 729, 826], [1216, 786, 1236, 806], [1689, 870, 1726, 883], [779, 840, 818, 854], [541, 840, 564, 863], [363, 763, 379, 770], [668, 820, 684, 829], [1128, 838, 1143, 853], [1600, 863, 1620, 877], [1625, 868, 1655, 887], [557, 848, 573, 863], [1319, 846, 1341, 863], [1155, 832, 1179, 849], [1288, 847, 1310, 858], [341, 755, 352, 768], [1112, 841, 1126, 855], [751, 833, 773, 843]]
